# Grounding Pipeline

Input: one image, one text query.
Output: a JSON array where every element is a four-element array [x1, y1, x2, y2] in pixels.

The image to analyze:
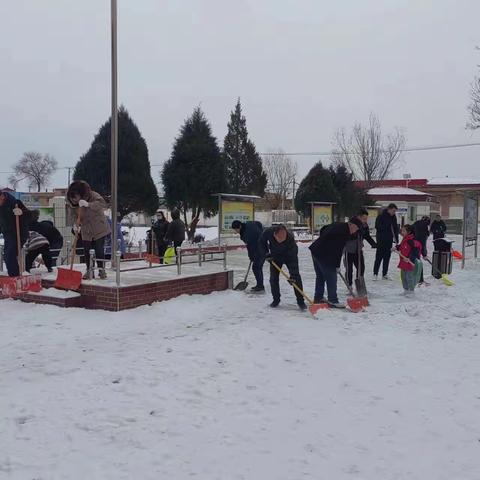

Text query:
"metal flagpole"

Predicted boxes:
[[110, 0, 118, 269]]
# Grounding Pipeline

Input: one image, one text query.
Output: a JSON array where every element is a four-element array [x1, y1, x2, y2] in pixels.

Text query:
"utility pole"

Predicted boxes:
[[110, 0, 119, 269]]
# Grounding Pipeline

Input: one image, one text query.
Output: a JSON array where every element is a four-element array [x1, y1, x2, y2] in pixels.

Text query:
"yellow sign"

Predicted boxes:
[[312, 205, 333, 232], [366, 207, 380, 231], [221, 200, 254, 232]]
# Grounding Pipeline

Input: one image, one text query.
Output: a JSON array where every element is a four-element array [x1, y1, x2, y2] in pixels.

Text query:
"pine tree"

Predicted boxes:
[[74, 106, 159, 218], [294, 161, 339, 217], [329, 164, 370, 220], [162, 107, 225, 239], [223, 99, 267, 195]]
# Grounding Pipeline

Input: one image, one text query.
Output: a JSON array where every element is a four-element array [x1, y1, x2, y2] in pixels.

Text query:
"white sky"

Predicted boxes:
[[1, 0, 480, 190]]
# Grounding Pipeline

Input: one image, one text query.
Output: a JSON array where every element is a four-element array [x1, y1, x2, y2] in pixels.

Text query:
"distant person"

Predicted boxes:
[[309, 221, 359, 307], [259, 224, 306, 310], [232, 219, 265, 292], [373, 203, 399, 280], [152, 210, 169, 262], [165, 208, 185, 254], [105, 216, 126, 259], [29, 209, 63, 266], [24, 231, 52, 273], [66, 180, 110, 280], [344, 209, 377, 287], [0, 190, 30, 277], [430, 214, 447, 240]]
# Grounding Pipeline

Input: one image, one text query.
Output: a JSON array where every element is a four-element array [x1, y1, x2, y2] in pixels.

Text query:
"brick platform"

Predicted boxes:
[[0, 270, 234, 312]]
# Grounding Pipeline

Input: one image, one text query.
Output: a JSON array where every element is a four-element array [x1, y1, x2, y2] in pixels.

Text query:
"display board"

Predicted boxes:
[[220, 200, 255, 233], [366, 207, 380, 231], [464, 194, 478, 241], [310, 203, 334, 233]]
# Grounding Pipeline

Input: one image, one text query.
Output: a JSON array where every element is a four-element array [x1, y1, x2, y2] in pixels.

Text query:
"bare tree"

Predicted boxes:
[[331, 113, 406, 186], [467, 75, 480, 130], [263, 149, 298, 210], [9, 152, 58, 192]]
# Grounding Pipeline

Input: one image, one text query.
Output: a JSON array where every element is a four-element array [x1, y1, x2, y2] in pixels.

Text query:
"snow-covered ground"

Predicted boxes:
[[1, 242, 480, 479]]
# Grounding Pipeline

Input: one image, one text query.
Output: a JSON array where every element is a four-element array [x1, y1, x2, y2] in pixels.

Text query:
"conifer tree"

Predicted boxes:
[[223, 99, 267, 195]]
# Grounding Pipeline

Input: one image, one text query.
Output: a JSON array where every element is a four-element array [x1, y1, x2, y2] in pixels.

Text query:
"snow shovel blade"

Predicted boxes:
[[54, 267, 82, 291], [234, 280, 249, 291], [309, 303, 330, 315], [440, 274, 454, 287], [346, 296, 365, 313]]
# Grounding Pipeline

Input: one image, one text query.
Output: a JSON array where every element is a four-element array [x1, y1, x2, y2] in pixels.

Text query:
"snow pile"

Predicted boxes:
[[368, 187, 429, 196], [1, 246, 480, 479]]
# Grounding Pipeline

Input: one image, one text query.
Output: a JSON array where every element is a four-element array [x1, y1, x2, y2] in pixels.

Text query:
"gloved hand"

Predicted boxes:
[[78, 199, 89, 208], [287, 277, 296, 286], [12, 207, 23, 216], [264, 254, 273, 263], [73, 223, 81, 233]]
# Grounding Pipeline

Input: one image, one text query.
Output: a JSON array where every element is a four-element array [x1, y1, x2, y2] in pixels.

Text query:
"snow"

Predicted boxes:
[[1, 243, 480, 479], [428, 177, 480, 186], [32, 288, 81, 299], [367, 187, 429, 196]]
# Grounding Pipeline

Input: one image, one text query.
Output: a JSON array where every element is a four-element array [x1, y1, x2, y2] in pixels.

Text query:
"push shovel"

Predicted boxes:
[[54, 215, 82, 291], [234, 261, 251, 291]]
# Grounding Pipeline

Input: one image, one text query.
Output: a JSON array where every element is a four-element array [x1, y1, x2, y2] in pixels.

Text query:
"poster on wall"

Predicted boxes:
[[311, 204, 333, 233], [464, 193, 479, 241], [221, 200, 254, 233], [366, 207, 380, 230]]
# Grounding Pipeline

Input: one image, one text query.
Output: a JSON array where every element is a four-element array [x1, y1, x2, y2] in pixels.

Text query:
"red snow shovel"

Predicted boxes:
[[336, 269, 366, 313], [270, 260, 328, 315], [54, 217, 82, 291]]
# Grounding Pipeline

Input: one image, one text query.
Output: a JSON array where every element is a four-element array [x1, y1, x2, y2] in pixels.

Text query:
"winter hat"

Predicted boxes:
[[231, 220, 242, 229], [349, 217, 363, 229]]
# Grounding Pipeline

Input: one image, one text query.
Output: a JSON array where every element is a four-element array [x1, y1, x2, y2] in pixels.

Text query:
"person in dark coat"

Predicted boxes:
[[165, 208, 185, 253], [344, 209, 377, 287], [309, 221, 359, 307], [232, 219, 265, 292], [259, 224, 306, 310], [29, 210, 63, 266], [0, 191, 30, 277], [152, 210, 169, 262], [430, 214, 447, 240], [373, 203, 399, 280], [413, 216, 430, 284], [24, 231, 53, 272]]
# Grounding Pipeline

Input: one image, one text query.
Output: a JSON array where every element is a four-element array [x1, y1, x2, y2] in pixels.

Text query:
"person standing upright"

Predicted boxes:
[[152, 210, 170, 262], [165, 208, 185, 254], [373, 203, 399, 280], [430, 214, 447, 240], [232, 219, 265, 292]]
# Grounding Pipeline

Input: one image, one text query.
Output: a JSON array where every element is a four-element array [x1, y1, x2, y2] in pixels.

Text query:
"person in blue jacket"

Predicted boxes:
[[232, 219, 265, 292]]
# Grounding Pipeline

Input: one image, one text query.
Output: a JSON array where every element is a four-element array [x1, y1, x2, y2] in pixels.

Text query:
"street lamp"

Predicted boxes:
[[110, 0, 118, 268]]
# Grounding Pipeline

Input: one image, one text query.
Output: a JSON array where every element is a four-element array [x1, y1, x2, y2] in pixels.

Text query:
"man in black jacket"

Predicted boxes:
[[29, 210, 63, 266], [430, 214, 447, 240], [232, 220, 265, 292], [0, 191, 30, 276], [344, 209, 377, 287], [152, 210, 169, 262], [259, 224, 306, 310], [309, 221, 359, 307], [373, 204, 399, 280], [165, 208, 185, 253]]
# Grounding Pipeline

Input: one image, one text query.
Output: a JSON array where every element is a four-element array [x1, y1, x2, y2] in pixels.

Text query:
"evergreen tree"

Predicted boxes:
[[294, 161, 338, 217], [223, 99, 267, 195], [74, 106, 158, 218], [162, 107, 225, 239], [329, 164, 370, 220]]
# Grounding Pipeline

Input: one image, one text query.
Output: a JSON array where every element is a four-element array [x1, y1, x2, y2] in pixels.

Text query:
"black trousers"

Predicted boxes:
[[373, 243, 392, 277], [346, 252, 365, 286], [157, 242, 167, 264], [26, 245, 53, 272], [83, 236, 106, 270], [269, 257, 304, 304]]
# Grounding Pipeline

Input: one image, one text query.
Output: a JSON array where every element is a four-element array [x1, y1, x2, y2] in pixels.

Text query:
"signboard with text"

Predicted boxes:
[[311, 203, 334, 233], [220, 200, 255, 233]]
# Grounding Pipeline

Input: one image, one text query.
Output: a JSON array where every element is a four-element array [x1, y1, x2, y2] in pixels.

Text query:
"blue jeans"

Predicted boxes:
[[312, 254, 338, 303]]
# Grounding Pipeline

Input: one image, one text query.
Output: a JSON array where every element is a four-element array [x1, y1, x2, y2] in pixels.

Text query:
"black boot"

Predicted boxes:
[[251, 285, 265, 292], [297, 301, 307, 311], [270, 299, 280, 308]]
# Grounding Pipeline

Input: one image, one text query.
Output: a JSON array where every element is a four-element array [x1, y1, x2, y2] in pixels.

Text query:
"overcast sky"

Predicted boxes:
[[1, 0, 480, 190]]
